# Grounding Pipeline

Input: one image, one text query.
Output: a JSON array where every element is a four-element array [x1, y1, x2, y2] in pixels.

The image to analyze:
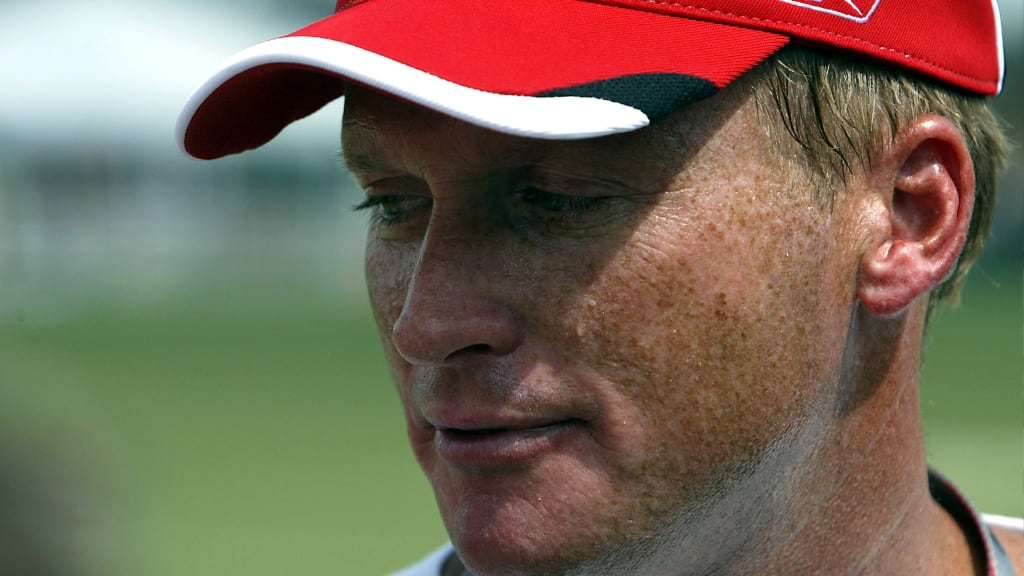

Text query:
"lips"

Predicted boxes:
[[433, 419, 585, 469]]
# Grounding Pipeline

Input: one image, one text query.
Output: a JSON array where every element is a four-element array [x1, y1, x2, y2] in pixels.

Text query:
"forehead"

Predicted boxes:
[[340, 83, 767, 187]]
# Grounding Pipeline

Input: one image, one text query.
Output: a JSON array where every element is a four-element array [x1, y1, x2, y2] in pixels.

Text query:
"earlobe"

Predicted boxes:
[[857, 116, 975, 317]]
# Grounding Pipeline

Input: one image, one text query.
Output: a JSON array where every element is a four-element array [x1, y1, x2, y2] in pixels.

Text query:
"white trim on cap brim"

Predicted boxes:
[[176, 36, 652, 157], [991, 0, 1005, 94]]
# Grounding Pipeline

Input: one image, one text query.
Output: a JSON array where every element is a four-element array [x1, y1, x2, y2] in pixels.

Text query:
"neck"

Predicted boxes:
[[739, 302, 982, 576]]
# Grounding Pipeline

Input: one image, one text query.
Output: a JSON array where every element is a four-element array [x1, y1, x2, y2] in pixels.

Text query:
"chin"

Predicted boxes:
[[454, 534, 654, 576], [443, 495, 659, 576]]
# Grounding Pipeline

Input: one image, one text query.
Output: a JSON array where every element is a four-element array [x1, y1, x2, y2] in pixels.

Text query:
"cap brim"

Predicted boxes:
[[177, 0, 788, 160]]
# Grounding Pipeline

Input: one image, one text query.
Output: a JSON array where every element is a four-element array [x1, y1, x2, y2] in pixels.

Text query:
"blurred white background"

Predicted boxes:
[[0, 0, 365, 325]]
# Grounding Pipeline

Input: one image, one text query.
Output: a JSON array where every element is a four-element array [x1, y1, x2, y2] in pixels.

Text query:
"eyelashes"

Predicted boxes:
[[353, 194, 432, 225], [515, 187, 616, 223]]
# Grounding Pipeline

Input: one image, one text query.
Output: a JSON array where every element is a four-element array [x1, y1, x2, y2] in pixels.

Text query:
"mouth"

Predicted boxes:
[[434, 420, 585, 469]]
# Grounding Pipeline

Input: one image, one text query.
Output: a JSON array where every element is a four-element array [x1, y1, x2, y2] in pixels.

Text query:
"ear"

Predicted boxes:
[[858, 115, 974, 317]]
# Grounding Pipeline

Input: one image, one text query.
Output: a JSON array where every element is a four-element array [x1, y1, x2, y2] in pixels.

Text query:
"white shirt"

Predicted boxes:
[[388, 544, 454, 576]]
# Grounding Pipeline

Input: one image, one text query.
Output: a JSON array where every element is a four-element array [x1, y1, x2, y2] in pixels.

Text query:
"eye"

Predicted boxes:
[[353, 191, 433, 243], [520, 187, 595, 212], [516, 187, 615, 221], [353, 194, 431, 223]]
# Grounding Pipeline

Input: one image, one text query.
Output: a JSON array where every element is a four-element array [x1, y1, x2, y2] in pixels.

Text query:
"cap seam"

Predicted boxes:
[[620, 0, 995, 87]]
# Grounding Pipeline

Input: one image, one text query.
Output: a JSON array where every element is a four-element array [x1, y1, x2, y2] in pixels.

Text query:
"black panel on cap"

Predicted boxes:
[[538, 73, 718, 121]]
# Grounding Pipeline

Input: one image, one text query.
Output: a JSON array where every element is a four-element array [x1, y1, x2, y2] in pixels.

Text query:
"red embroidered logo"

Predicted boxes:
[[779, 0, 881, 23]]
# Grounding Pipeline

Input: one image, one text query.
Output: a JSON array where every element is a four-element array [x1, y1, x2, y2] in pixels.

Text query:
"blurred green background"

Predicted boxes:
[[1, 1, 1021, 575]]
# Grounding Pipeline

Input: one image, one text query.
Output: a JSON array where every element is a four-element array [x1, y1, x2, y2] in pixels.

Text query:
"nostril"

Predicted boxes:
[[392, 307, 524, 366], [461, 343, 493, 355], [442, 342, 495, 362]]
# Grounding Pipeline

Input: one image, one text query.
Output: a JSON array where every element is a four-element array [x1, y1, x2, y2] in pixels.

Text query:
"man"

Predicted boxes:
[[177, 1, 1022, 574]]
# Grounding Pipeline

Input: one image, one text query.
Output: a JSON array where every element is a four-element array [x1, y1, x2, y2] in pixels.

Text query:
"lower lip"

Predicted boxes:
[[435, 421, 581, 467]]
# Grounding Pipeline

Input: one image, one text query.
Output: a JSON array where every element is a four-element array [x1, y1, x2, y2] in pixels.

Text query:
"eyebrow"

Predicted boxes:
[[338, 148, 390, 176], [338, 112, 391, 176], [338, 129, 546, 180]]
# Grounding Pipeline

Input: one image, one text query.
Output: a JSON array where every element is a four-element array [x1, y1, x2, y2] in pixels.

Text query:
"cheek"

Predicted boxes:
[[365, 240, 445, 470], [558, 202, 844, 481], [364, 239, 416, 385]]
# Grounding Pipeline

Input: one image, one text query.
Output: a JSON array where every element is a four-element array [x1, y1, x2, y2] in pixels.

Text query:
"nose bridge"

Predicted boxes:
[[392, 206, 522, 366], [405, 213, 482, 320]]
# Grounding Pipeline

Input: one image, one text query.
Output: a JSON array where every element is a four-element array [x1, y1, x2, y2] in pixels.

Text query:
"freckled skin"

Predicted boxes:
[[342, 84, 969, 576]]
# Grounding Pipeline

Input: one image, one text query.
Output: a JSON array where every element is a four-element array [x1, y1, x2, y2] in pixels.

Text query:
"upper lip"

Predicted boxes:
[[409, 361, 592, 434]]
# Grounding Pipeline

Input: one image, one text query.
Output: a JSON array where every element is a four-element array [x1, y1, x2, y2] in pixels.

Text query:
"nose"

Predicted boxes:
[[390, 221, 525, 367]]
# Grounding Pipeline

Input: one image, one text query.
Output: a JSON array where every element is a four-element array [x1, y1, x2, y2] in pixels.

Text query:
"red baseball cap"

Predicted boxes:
[[176, 0, 1005, 160]]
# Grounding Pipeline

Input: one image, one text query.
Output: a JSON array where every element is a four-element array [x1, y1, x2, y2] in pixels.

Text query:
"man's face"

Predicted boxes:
[[343, 84, 862, 575]]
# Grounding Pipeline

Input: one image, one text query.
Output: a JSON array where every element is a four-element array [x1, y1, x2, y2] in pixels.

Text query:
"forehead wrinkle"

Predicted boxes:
[[344, 108, 549, 188], [340, 113, 390, 177]]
